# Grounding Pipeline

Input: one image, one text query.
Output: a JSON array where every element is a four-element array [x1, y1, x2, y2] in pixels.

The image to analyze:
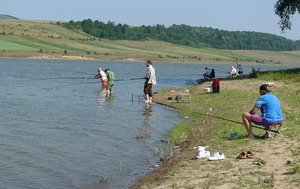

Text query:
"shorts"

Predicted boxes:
[[102, 78, 108, 87], [250, 114, 281, 126], [107, 82, 114, 92], [144, 83, 153, 97]]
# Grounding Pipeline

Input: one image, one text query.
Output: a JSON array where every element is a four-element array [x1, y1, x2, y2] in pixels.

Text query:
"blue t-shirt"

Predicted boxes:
[[255, 93, 283, 123]]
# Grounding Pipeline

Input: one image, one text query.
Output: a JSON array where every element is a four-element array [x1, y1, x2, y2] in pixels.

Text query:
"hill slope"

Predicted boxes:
[[0, 20, 300, 65], [0, 14, 20, 20]]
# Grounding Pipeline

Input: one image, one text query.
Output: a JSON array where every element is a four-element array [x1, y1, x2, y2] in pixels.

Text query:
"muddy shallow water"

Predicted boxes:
[[0, 59, 297, 188]]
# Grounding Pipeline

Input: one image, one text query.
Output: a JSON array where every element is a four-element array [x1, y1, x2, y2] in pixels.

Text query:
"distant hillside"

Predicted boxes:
[[1, 20, 300, 65], [64, 19, 298, 51], [0, 14, 20, 20]]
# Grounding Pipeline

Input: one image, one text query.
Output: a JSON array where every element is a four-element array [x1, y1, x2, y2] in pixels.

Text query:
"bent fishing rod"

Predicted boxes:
[[192, 111, 279, 133]]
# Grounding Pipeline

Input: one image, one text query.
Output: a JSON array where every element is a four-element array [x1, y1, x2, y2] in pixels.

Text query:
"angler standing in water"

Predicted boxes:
[[144, 60, 156, 104], [106, 68, 115, 96], [94, 67, 108, 91]]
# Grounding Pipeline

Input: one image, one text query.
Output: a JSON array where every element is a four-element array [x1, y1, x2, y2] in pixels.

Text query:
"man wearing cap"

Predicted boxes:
[[242, 84, 283, 138], [94, 67, 108, 91]]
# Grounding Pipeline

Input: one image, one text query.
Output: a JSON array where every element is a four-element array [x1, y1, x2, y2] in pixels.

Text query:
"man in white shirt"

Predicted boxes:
[[202, 67, 211, 79], [144, 60, 156, 103], [94, 67, 108, 91], [230, 66, 238, 78]]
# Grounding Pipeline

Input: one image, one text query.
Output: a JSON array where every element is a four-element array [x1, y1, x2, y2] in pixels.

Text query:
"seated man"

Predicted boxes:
[[202, 67, 211, 79], [230, 66, 239, 78], [242, 84, 283, 138]]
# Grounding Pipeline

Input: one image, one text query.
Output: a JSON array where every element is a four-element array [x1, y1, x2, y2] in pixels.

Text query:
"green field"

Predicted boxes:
[[1, 19, 300, 65]]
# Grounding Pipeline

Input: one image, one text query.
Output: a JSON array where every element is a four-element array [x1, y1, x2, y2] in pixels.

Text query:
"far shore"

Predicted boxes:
[[1, 53, 300, 66]]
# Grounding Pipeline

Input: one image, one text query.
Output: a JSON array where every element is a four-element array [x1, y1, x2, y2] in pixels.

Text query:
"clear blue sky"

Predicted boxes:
[[1, 0, 300, 40]]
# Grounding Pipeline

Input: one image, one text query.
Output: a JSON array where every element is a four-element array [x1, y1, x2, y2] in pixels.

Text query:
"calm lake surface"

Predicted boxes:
[[0, 59, 298, 189]]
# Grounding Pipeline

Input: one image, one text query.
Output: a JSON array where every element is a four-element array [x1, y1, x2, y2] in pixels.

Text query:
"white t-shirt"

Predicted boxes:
[[231, 67, 237, 74], [99, 70, 107, 80], [146, 65, 156, 85]]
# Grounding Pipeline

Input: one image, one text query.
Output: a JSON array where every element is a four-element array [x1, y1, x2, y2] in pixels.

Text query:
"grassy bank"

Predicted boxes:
[[132, 69, 300, 188], [1, 20, 300, 65]]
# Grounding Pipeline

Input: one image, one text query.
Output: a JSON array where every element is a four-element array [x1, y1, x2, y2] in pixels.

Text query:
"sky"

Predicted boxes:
[[1, 0, 300, 40]]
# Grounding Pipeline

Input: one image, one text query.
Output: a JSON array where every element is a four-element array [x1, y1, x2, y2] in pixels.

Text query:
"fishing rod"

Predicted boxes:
[[52, 80, 101, 88], [23, 77, 94, 82], [210, 68, 230, 74], [72, 71, 95, 76], [114, 77, 145, 81], [52, 77, 145, 88], [193, 110, 279, 133]]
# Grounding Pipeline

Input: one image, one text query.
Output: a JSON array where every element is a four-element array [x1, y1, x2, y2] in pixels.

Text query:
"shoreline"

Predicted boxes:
[[1, 53, 300, 66], [130, 73, 300, 189]]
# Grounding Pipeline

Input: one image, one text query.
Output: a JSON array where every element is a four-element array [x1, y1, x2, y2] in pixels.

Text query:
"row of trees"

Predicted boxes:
[[64, 19, 299, 51]]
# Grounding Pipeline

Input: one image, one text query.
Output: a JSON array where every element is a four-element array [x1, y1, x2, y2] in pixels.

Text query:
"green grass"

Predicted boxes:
[[0, 39, 37, 50], [158, 87, 175, 92], [170, 121, 196, 145], [169, 68, 300, 150], [20, 35, 88, 53], [250, 68, 300, 82], [168, 88, 257, 148]]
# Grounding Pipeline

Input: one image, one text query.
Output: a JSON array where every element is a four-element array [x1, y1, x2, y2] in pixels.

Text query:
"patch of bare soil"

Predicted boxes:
[[132, 138, 299, 189]]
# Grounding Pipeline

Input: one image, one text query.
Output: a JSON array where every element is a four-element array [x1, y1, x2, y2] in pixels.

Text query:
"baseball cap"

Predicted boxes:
[[260, 84, 271, 93]]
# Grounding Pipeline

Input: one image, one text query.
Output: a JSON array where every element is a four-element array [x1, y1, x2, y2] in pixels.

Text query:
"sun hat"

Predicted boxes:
[[98, 67, 102, 72]]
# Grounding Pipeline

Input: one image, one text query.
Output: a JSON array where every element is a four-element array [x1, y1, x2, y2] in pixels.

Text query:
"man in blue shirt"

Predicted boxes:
[[242, 84, 283, 138]]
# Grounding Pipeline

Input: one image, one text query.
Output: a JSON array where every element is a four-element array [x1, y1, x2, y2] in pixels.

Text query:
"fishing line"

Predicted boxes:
[[222, 36, 239, 67]]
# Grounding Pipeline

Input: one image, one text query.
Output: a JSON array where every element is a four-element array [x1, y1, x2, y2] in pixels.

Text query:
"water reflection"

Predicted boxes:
[[142, 104, 154, 128], [105, 95, 115, 103], [136, 104, 154, 140], [97, 90, 107, 110]]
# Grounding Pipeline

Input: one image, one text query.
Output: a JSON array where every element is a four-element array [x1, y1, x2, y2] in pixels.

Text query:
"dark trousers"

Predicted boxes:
[[144, 83, 153, 97], [212, 86, 220, 93]]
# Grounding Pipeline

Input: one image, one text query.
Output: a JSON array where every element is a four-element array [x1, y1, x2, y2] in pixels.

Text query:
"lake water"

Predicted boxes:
[[0, 59, 298, 189]]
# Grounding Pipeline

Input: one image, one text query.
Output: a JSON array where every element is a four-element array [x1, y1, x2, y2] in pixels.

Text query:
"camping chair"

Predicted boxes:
[[252, 122, 284, 140]]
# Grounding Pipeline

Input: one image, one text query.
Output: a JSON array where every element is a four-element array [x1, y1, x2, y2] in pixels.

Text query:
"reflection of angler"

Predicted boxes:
[[136, 105, 154, 140]]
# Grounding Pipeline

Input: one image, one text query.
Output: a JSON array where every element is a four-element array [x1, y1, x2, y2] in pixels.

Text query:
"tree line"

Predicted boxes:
[[64, 19, 299, 51]]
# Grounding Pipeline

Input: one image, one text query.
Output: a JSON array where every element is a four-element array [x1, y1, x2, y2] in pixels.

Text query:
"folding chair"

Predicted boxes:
[[252, 122, 284, 140]]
